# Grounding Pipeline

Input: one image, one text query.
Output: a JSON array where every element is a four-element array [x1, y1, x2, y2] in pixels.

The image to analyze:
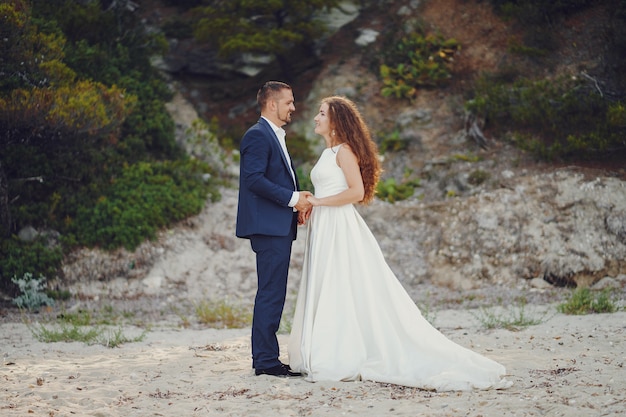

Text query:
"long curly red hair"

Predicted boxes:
[[322, 96, 382, 204]]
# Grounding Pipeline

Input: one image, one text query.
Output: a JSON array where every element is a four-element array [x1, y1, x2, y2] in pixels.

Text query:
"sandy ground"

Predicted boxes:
[[2, 306, 624, 417]]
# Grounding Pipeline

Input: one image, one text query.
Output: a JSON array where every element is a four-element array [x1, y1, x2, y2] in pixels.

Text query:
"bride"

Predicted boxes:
[[287, 96, 512, 391]]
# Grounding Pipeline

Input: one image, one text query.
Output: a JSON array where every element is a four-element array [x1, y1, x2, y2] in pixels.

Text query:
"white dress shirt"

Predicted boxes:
[[261, 117, 299, 208]]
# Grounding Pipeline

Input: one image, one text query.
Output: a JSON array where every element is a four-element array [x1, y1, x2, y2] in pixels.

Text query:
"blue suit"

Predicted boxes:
[[236, 117, 299, 370]]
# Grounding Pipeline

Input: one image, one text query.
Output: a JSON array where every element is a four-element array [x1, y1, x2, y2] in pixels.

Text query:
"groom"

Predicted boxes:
[[236, 81, 311, 377]]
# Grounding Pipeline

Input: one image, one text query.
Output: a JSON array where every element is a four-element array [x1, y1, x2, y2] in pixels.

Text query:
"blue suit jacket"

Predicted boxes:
[[236, 118, 299, 239]]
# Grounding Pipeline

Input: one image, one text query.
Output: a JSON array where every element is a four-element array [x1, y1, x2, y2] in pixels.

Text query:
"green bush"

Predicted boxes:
[[380, 129, 410, 153], [0, 238, 63, 295], [72, 160, 220, 250], [468, 169, 490, 186], [380, 32, 460, 101], [376, 176, 421, 203], [465, 75, 626, 159]]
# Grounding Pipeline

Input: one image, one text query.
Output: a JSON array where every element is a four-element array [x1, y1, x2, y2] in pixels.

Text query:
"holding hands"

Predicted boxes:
[[306, 195, 321, 206], [296, 191, 313, 225], [297, 194, 321, 224]]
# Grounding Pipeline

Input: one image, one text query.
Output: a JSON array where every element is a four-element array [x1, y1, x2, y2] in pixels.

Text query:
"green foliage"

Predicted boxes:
[[380, 129, 410, 153], [468, 169, 491, 186], [0, 2, 70, 91], [296, 166, 313, 193], [31, 322, 101, 344], [1, 80, 135, 141], [192, 0, 339, 55], [0, 237, 63, 295], [376, 175, 421, 203], [1, 1, 223, 295], [11, 272, 55, 311], [557, 288, 619, 315], [72, 160, 220, 251], [380, 32, 461, 101], [465, 74, 626, 159], [285, 131, 316, 166], [0, 1, 134, 143], [190, 0, 340, 78]]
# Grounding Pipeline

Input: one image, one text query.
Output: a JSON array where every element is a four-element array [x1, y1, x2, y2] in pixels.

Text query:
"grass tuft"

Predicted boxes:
[[472, 302, 551, 331], [194, 299, 252, 328], [29, 323, 146, 348], [557, 288, 619, 315]]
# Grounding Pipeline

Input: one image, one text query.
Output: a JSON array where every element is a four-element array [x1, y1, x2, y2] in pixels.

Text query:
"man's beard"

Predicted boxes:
[[280, 112, 292, 125]]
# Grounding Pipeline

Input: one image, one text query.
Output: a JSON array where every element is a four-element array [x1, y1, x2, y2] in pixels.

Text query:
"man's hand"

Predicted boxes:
[[294, 191, 313, 212], [297, 210, 308, 225]]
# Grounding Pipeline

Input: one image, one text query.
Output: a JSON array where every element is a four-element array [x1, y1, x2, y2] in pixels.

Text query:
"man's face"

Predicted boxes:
[[273, 88, 295, 127]]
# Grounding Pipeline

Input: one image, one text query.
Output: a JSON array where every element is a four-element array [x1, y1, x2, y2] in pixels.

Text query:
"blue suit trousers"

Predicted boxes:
[[249, 230, 295, 370]]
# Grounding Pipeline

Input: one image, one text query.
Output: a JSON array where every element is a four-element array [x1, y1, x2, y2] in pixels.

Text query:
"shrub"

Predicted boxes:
[[11, 272, 55, 311], [0, 238, 63, 295], [468, 169, 490, 186], [465, 75, 626, 159], [72, 159, 220, 250], [380, 32, 461, 101], [380, 129, 410, 153], [376, 176, 421, 203]]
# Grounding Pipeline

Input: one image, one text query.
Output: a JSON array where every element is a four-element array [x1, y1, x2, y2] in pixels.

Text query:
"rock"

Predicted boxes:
[[475, 210, 498, 230], [335, 86, 357, 98], [605, 209, 626, 244], [591, 276, 619, 290], [142, 275, 163, 294], [17, 226, 38, 242], [530, 277, 553, 289], [355, 29, 379, 46], [501, 170, 515, 180]]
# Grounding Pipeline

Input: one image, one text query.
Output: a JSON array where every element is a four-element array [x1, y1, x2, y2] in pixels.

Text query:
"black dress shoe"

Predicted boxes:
[[255, 363, 302, 377]]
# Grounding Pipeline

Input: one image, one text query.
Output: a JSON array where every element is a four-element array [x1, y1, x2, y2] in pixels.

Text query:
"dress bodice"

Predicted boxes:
[[310, 145, 348, 199]]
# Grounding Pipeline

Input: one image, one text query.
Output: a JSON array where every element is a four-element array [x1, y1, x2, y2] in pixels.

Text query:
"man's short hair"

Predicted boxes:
[[257, 81, 291, 109]]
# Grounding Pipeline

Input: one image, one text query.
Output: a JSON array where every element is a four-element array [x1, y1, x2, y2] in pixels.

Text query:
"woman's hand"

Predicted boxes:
[[307, 195, 322, 206]]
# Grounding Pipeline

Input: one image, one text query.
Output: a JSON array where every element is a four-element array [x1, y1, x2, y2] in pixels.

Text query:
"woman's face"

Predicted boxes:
[[314, 102, 331, 137]]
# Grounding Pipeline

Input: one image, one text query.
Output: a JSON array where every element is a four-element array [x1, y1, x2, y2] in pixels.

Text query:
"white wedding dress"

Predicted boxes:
[[288, 145, 511, 391]]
